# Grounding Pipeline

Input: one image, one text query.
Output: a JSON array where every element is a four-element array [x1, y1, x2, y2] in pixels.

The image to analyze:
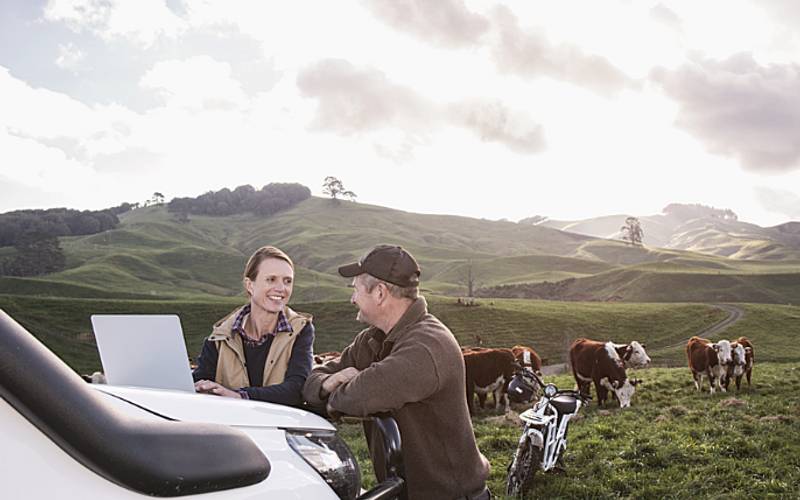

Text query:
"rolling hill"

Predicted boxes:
[[536, 203, 800, 260], [0, 197, 798, 303]]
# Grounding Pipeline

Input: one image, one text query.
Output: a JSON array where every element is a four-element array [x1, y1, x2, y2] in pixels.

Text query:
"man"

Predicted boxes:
[[303, 245, 491, 500]]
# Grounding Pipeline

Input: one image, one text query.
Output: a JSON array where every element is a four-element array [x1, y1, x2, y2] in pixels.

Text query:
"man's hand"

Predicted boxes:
[[194, 380, 242, 399], [321, 367, 360, 397]]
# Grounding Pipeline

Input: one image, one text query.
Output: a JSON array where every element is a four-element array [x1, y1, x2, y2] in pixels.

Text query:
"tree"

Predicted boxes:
[[620, 216, 644, 246], [459, 259, 481, 297], [322, 176, 357, 202]]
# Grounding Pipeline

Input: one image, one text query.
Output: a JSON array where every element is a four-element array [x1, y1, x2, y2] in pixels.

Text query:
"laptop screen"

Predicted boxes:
[[91, 314, 196, 392]]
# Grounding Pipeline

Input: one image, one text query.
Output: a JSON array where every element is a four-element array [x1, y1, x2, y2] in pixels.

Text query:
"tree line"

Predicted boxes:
[[0, 204, 134, 277], [167, 183, 311, 217], [0, 204, 133, 247]]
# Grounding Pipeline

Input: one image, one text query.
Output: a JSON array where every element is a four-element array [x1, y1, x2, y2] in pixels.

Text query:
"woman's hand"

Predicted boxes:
[[194, 379, 242, 398]]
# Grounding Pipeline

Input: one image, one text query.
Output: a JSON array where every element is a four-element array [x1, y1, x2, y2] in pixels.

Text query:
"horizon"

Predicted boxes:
[[2, 1, 799, 226], [1, 187, 791, 230]]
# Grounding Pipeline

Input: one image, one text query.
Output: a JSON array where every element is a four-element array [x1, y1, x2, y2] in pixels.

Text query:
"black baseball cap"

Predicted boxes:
[[338, 245, 421, 287]]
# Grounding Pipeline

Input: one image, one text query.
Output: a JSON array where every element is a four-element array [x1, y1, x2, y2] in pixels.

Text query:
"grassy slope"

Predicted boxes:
[[344, 362, 800, 498], [2, 199, 798, 303]]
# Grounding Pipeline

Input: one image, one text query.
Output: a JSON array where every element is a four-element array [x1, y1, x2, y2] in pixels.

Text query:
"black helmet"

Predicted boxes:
[[507, 370, 538, 403]]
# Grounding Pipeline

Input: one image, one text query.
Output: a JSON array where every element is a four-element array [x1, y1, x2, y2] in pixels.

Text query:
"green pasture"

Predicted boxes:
[[5, 200, 798, 303], [341, 362, 800, 499], [2, 295, 798, 374]]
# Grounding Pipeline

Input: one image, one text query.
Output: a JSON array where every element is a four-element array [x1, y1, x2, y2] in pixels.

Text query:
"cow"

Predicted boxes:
[[686, 336, 734, 394], [730, 337, 754, 391], [612, 341, 651, 369], [569, 338, 642, 408], [511, 345, 543, 376], [313, 351, 341, 366], [463, 347, 519, 415]]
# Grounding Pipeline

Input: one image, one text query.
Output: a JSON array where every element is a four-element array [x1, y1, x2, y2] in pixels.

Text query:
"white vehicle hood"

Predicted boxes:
[[92, 384, 335, 431]]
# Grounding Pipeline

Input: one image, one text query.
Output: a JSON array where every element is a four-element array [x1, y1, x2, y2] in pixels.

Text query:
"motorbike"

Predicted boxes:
[[505, 369, 589, 497]]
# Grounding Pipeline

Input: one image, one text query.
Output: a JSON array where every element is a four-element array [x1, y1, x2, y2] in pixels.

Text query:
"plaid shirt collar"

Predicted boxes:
[[233, 304, 292, 347]]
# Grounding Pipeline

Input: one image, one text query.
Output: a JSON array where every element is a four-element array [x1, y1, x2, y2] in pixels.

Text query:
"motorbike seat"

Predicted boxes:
[[550, 395, 579, 414]]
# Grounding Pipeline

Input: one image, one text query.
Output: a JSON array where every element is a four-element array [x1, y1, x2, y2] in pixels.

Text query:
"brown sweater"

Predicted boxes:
[[303, 297, 490, 500]]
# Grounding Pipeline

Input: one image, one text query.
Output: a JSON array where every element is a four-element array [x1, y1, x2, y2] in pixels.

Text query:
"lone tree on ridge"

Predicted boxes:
[[322, 176, 357, 202]]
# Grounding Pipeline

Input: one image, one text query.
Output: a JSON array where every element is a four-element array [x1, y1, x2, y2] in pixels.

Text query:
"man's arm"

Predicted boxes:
[[302, 332, 366, 406], [243, 323, 315, 406], [327, 341, 440, 417]]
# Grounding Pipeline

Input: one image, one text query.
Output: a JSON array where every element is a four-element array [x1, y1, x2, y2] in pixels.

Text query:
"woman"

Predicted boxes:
[[193, 246, 314, 405]]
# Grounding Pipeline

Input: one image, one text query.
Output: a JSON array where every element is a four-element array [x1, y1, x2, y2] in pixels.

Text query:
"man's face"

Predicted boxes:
[[245, 258, 294, 314], [351, 275, 380, 325]]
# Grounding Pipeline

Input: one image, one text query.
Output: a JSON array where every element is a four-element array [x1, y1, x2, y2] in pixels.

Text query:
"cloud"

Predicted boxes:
[[44, 0, 186, 48], [490, 6, 632, 97], [447, 99, 545, 154], [296, 59, 432, 135], [296, 58, 545, 155], [55, 42, 86, 73], [139, 55, 247, 109], [649, 4, 682, 30], [754, 186, 800, 219], [651, 53, 800, 172], [362, 0, 489, 48]]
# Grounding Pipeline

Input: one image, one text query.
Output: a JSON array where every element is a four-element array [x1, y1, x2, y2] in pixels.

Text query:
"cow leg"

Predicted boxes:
[[466, 381, 476, 415], [478, 391, 487, 409], [735, 375, 742, 391], [692, 371, 701, 391], [499, 387, 510, 413], [707, 369, 715, 395], [746, 368, 752, 387], [595, 382, 607, 406]]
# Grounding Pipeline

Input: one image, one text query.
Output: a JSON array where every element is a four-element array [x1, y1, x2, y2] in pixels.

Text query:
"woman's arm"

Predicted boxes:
[[192, 339, 218, 382]]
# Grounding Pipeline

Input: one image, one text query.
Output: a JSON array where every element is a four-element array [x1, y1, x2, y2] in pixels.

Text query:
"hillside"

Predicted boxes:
[[537, 204, 800, 260], [0, 197, 798, 304]]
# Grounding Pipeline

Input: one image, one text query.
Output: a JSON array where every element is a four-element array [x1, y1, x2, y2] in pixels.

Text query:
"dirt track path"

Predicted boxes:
[[660, 304, 746, 349], [696, 304, 745, 337]]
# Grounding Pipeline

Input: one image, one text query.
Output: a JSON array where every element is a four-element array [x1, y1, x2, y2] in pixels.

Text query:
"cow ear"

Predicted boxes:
[[640, 343, 646, 349], [632, 378, 643, 386], [745, 347, 753, 354], [712, 343, 720, 351]]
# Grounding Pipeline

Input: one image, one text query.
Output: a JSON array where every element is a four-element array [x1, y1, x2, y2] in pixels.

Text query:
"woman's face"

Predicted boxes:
[[245, 258, 294, 314]]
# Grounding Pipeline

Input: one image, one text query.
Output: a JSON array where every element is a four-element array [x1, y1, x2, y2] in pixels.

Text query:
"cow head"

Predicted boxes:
[[600, 377, 640, 408], [712, 339, 733, 366], [624, 341, 651, 369], [730, 342, 747, 376]]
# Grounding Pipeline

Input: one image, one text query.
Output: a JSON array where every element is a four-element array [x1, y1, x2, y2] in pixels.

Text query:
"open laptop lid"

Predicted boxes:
[[91, 314, 196, 392]]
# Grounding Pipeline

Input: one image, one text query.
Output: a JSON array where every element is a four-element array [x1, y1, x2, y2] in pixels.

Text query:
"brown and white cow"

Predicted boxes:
[[511, 344, 543, 376], [612, 341, 651, 369], [463, 347, 519, 414], [313, 351, 341, 366], [569, 338, 642, 408], [686, 336, 734, 394], [729, 337, 754, 391]]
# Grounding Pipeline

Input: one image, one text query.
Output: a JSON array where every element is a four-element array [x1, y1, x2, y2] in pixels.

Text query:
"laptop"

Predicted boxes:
[[91, 314, 196, 392]]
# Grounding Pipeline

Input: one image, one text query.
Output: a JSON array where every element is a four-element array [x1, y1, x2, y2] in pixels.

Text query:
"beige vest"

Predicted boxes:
[[208, 305, 312, 389]]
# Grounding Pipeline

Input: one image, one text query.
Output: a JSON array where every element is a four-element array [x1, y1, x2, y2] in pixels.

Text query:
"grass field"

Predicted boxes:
[[2, 292, 798, 498], [2, 295, 798, 374], [340, 362, 800, 499], [4, 200, 799, 303]]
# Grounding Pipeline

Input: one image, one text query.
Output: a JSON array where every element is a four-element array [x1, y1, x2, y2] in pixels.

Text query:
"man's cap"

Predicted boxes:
[[338, 245, 421, 287]]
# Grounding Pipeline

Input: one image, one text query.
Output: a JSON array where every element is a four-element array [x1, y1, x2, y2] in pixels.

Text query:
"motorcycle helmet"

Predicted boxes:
[[507, 370, 538, 403]]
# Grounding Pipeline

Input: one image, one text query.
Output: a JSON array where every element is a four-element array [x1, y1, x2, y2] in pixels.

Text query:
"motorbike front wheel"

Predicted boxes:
[[505, 437, 542, 498]]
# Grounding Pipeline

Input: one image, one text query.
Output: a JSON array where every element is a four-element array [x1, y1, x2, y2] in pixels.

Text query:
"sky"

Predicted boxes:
[[1, 0, 799, 227]]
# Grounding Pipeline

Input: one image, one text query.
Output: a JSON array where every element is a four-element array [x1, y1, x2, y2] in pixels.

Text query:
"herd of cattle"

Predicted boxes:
[[312, 334, 755, 412]]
